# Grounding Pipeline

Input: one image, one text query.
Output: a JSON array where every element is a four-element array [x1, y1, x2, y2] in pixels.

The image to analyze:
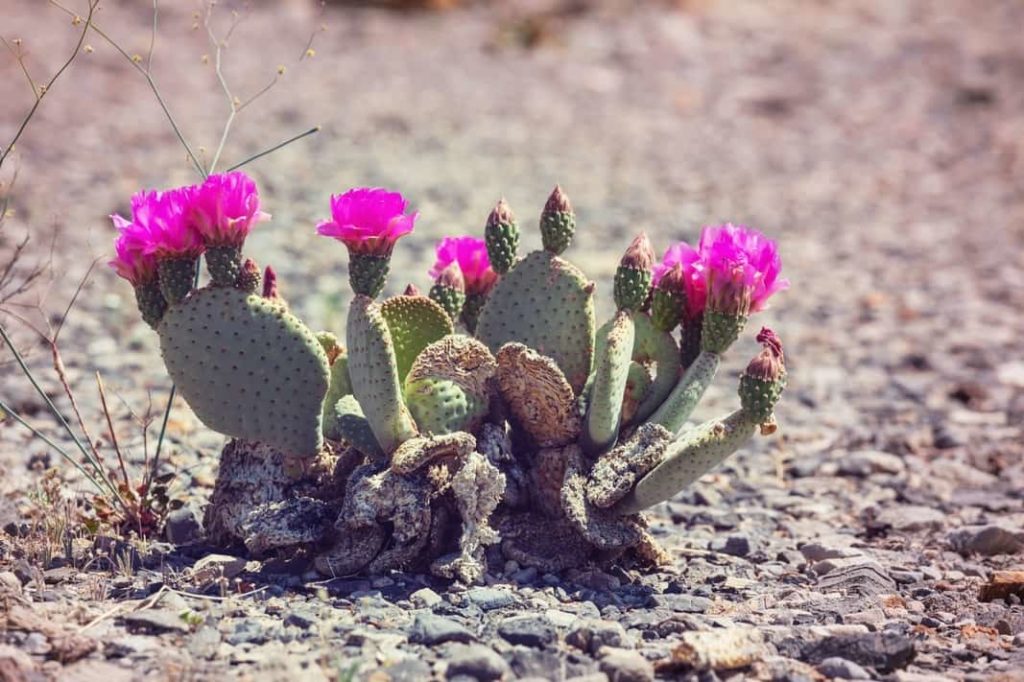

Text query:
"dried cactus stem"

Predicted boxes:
[[461, 292, 488, 333], [134, 279, 168, 329], [157, 257, 198, 305], [583, 310, 635, 456], [647, 350, 720, 434], [205, 244, 243, 288], [615, 410, 757, 513], [349, 253, 390, 298], [430, 282, 466, 323]]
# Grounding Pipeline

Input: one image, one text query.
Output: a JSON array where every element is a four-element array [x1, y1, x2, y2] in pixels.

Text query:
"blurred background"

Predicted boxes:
[[2, 0, 1023, 481]]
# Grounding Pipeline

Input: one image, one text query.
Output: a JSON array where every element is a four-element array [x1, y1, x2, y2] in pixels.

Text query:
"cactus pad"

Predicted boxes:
[[326, 395, 385, 461], [583, 311, 635, 456], [629, 313, 681, 424], [495, 343, 581, 448], [404, 335, 496, 436], [380, 295, 454, 382], [476, 251, 595, 393], [158, 286, 330, 455], [346, 295, 419, 454]]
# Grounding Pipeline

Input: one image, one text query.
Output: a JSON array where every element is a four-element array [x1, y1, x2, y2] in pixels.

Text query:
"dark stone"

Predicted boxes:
[[709, 535, 751, 557], [789, 632, 915, 673], [284, 610, 318, 630], [164, 507, 202, 545], [817, 657, 872, 680], [497, 615, 556, 648], [410, 614, 476, 645], [380, 658, 434, 682], [948, 526, 1024, 557], [445, 643, 511, 680], [465, 587, 517, 611]]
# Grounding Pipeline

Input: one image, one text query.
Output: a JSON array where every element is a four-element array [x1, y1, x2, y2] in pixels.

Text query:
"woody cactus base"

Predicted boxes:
[[111, 175, 789, 583]]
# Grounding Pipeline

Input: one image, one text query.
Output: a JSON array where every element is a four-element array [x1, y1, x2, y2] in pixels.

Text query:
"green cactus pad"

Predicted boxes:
[[616, 411, 757, 513], [582, 311, 635, 456], [321, 351, 353, 441], [206, 245, 243, 288], [739, 374, 786, 424], [476, 250, 595, 393], [380, 295, 454, 383], [647, 349, 720, 435], [613, 266, 651, 312], [157, 257, 198, 305], [346, 295, 419, 454], [134, 280, 167, 329], [429, 282, 466, 324], [622, 361, 652, 424], [157, 286, 330, 456], [629, 313, 681, 425], [326, 395, 385, 461], [650, 288, 682, 333], [404, 335, 496, 435]]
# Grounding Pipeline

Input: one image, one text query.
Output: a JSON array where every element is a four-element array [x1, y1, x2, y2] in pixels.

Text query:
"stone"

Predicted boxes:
[[838, 450, 905, 477], [191, 554, 247, 584], [598, 647, 654, 682], [465, 587, 517, 611], [122, 609, 191, 634], [497, 614, 557, 648], [409, 614, 476, 645], [445, 643, 511, 680], [646, 594, 712, 613], [980, 571, 1024, 602], [164, 506, 202, 545], [873, 506, 945, 533], [794, 631, 915, 673], [188, 627, 222, 660], [709, 535, 751, 557], [411, 587, 444, 608], [818, 657, 872, 679], [948, 526, 1024, 556], [567, 620, 628, 654], [667, 628, 767, 671]]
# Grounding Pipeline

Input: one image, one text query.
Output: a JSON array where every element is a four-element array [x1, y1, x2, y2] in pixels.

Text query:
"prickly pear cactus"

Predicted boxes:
[[380, 294, 454, 382], [476, 251, 596, 393], [404, 335, 496, 436], [158, 287, 330, 456]]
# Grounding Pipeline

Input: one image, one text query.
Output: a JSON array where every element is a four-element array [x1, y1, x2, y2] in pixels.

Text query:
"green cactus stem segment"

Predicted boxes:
[[206, 245, 244, 288], [629, 313, 682, 425], [650, 287, 682, 333], [321, 351, 353, 440], [540, 185, 575, 255], [615, 410, 757, 514], [380, 295, 454, 383], [349, 253, 390, 298], [346, 295, 419, 454], [647, 349, 720, 435], [430, 282, 466, 323], [327, 394, 385, 461], [582, 310, 635, 456], [485, 199, 519, 275], [739, 373, 786, 424], [157, 257, 198, 305], [701, 310, 748, 354], [614, 266, 651, 311], [461, 291, 488, 334], [134, 279, 168, 329]]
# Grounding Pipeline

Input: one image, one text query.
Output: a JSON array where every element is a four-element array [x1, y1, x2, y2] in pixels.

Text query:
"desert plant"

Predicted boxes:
[[111, 176, 789, 582]]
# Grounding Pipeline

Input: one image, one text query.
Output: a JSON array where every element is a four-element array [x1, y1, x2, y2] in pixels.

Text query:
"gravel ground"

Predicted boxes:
[[2, 0, 1024, 680]]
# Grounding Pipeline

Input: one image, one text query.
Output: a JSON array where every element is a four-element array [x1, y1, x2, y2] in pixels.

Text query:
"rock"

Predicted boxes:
[[188, 627, 221, 660], [465, 587, 516, 611], [104, 635, 158, 658], [0, 644, 37, 680], [664, 628, 767, 671], [598, 647, 654, 682], [226, 618, 272, 645], [817, 657, 873, 680], [646, 594, 712, 613], [191, 554, 247, 584], [497, 614, 556, 648], [795, 631, 915, 673], [445, 643, 511, 680], [379, 658, 434, 681], [709, 535, 751, 557], [22, 632, 50, 656], [42, 566, 77, 584], [122, 609, 191, 634], [838, 450, 905, 477], [948, 526, 1024, 556], [980, 571, 1024, 602], [411, 587, 443, 608], [873, 506, 945, 533], [164, 507, 202, 545], [409, 614, 476, 645], [799, 542, 862, 562], [567, 620, 628, 654], [284, 609, 318, 630]]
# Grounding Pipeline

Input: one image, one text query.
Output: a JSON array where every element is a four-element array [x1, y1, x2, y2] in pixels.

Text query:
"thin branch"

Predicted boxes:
[[226, 126, 321, 172], [205, 4, 244, 174], [0, 0, 98, 169], [145, 0, 158, 70], [95, 372, 130, 489], [299, 1, 327, 61], [236, 73, 281, 113], [1, 37, 40, 96]]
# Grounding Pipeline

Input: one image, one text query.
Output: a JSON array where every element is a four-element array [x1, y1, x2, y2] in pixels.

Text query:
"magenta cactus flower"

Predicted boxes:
[[316, 187, 417, 256], [653, 242, 707, 320], [109, 221, 158, 286], [114, 187, 204, 260], [429, 236, 498, 296], [699, 223, 788, 315], [191, 171, 270, 247]]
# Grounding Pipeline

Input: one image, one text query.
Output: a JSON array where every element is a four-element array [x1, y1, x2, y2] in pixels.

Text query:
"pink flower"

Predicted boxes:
[[191, 171, 269, 247], [109, 220, 158, 285], [316, 187, 417, 256], [653, 242, 707, 319], [700, 224, 788, 314], [429, 236, 498, 296], [114, 187, 203, 259]]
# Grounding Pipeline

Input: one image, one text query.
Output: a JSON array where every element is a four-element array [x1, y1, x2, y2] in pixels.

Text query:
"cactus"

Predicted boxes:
[[477, 250, 596, 393], [158, 286, 330, 456], [346, 295, 419, 454], [380, 293, 454, 382], [114, 178, 790, 581]]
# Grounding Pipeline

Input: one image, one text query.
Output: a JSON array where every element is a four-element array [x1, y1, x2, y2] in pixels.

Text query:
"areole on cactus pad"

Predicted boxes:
[[111, 176, 789, 583]]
